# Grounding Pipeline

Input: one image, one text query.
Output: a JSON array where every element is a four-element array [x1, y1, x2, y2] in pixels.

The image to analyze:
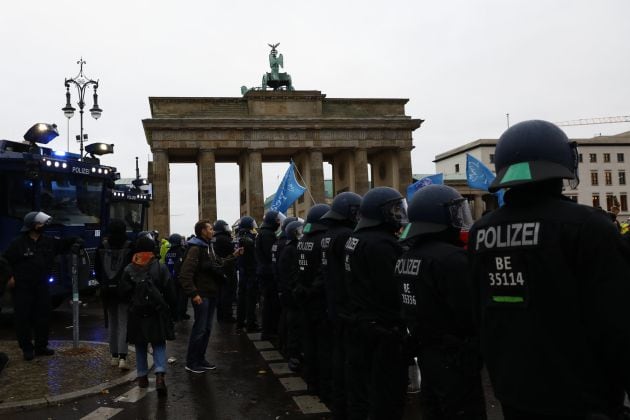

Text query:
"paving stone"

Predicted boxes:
[[268, 362, 293, 376], [246, 333, 262, 341], [278, 376, 307, 392], [259, 350, 283, 361], [292, 395, 331, 414], [0, 340, 136, 405], [79, 407, 123, 419], [253, 341, 273, 350]]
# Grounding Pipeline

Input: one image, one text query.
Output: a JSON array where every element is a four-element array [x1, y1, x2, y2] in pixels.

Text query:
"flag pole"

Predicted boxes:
[[291, 160, 317, 205]]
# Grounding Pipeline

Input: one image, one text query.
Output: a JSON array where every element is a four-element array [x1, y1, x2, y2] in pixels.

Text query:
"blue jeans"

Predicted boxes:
[[186, 297, 217, 367], [135, 342, 166, 377]]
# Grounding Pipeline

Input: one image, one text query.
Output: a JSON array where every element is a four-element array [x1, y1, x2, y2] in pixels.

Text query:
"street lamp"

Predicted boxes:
[[62, 58, 102, 159]]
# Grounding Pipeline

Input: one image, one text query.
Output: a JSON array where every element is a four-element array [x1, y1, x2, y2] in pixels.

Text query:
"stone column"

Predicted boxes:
[[248, 150, 264, 223], [151, 148, 170, 236], [332, 151, 355, 194], [473, 194, 484, 220], [197, 149, 217, 222], [309, 150, 325, 204], [354, 148, 370, 195], [397, 148, 413, 194]]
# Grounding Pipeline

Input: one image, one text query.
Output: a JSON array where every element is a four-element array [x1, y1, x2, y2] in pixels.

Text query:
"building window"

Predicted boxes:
[[566, 195, 578, 202], [606, 194, 616, 211], [489, 154, 495, 164], [592, 194, 600, 208], [591, 171, 598, 186], [455, 163, 460, 173], [603, 153, 611, 163], [618, 153, 625, 163], [589, 153, 597, 163], [605, 170, 612, 186], [620, 171, 626, 185], [578, 154, 583, 163], [621, 194, 628, 212]]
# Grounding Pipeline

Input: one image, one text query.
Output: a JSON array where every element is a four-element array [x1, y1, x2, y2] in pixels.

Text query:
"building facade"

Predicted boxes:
[[434, 131, 630, 219]]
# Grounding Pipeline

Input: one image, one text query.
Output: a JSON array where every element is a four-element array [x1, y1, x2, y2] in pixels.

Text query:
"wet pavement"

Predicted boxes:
[[0, 296, 505, 419]]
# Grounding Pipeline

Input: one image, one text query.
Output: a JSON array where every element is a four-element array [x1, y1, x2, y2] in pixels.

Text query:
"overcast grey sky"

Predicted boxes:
[[2, 0, 630, 235]]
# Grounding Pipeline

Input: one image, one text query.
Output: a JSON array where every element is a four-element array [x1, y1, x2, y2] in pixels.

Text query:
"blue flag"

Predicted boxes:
[[466, 154, 504, 206], [407, 173, 444, 199], [269, 161, 306, 214]]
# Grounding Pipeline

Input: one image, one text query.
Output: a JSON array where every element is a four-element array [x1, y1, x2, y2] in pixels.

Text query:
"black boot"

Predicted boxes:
[[156, 372, 167, 397]]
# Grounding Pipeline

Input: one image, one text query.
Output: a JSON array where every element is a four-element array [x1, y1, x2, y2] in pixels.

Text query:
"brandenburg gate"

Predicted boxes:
[[142, 90, 423, 235]]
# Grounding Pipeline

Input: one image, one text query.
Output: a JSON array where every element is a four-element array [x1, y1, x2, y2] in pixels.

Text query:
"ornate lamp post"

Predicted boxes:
[[62, 58, 102, 158]]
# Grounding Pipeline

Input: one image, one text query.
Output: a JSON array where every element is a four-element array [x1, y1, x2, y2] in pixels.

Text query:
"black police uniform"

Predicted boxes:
[[236, 230, 258, 330], [272, 234, 289, 352], [277, 237, 302, 362], [296, 222, 332, 401], [397, 236, 486, 419], [3, 233, 76, 353], [213, 231, 237, 322], [344, 226, 406, 420], [163, 243, 186, 320], [469, 188, 630, 418], [320, 221, 354, 419], [256, 225, 280, 337]]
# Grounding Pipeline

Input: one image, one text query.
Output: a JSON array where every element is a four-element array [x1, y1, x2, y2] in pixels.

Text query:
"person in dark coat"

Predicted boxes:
[[94, 219, 133, 370], [3, 211, 82, 361], [256, 210, 283, 340], [469, 120, 630, 419], [179, 220, 240, 374], [163, 233, 188, 321], [213, 220, 237, 323], [235, 216, 259, 331], [119, 235, 175, 397]]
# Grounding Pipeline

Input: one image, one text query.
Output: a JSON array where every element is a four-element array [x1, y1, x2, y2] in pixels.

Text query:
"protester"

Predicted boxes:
[[119, 235, 175, 397], [95, 219, 133, 370], [179, 220, 241, 374]]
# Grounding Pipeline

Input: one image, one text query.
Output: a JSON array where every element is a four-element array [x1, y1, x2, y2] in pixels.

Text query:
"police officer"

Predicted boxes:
[[296, 203, 332, 401], [468, 120, 630, 419], [397, 185, 486, 419], [213, 220, 237, 323], [164, 233, 188, 321], [273, 216, 298, 354], [3, 211, 82, 360], [256, 210, 284, 339], [277, 220, 304, 370], [344, 187, 408, 420], [320, 192, 362, 420], [235, 216, 259, 331]]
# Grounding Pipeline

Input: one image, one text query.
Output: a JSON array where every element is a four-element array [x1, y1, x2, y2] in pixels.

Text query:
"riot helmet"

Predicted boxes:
[[238, 216, 258, 231], [356, 187, 408, 231], [262, 210, 286, 231], [489, 120, 579, 192], [399, 185, 473, 241], [322, 192, 362, 225], [303, 204, 331, 233], [168, 233, 183, 247], [278, 216, 298, 238], [21, 211, 52, 232], [285, 220, 304, 243], [213, 219, 232, 234]]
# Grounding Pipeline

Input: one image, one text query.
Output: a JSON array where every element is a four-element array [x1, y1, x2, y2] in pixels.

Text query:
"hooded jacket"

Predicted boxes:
[[178, 237, 236, 298]]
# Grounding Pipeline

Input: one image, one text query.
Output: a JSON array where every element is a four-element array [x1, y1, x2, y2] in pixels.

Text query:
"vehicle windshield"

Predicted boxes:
[[3, 174, 36, 218], [110, 200, 144, 232], [40, 173, 103, 225]]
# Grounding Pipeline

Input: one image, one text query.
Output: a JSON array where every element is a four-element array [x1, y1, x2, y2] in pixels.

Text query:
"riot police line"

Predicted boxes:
[[1, 119, 628, 419]]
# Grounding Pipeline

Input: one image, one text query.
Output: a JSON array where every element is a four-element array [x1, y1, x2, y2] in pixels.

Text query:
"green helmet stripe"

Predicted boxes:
[[500, 162, 532, 183]]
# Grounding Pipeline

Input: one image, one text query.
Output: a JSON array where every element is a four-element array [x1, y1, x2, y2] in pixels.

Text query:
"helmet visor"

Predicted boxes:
[[447, 199, 473, 231], [383, 198, 409, 227]]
